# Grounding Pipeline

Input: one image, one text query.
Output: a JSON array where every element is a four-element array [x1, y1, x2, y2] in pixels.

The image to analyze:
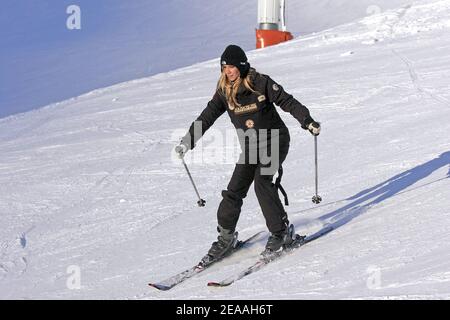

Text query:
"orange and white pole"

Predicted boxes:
[[256, 0, 293, 49]]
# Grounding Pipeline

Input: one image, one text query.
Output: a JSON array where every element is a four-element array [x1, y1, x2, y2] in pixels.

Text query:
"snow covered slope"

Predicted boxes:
[[2, 0, 412, 118], [1, 0, 450, 299]]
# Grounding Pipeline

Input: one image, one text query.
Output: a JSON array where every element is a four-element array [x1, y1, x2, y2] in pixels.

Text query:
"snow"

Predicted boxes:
[[1, 0, 413, 118], [1, 0, 450, 299]]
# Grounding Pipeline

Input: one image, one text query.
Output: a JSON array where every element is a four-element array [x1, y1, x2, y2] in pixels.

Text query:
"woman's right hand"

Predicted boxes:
[[175, 143, 188, 159]]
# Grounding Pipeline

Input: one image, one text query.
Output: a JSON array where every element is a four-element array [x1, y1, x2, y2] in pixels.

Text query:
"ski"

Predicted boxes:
[[148, 231, 264, 291], [207, 225, 333, 287]]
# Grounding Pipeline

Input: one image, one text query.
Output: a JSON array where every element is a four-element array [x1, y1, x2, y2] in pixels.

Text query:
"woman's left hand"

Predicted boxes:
[[308, 121, 321, 136]]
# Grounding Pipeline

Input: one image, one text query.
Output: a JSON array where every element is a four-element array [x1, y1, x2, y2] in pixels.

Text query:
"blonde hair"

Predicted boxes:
[[217, 69, 258, 109]]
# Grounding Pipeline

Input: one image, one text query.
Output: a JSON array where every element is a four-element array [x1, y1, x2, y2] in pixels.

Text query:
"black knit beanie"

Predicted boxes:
[[220, 45, 250, 78]]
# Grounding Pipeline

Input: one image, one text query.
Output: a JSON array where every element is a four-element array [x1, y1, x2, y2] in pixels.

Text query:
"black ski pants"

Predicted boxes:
[[217, 133, 290, 234]]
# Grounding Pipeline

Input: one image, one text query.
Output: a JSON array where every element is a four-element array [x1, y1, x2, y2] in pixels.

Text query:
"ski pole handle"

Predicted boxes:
[[181, 158, 206, 207]]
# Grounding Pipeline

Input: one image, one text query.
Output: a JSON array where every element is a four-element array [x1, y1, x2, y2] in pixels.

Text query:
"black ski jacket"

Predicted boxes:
[[182, 68, 313, 150]]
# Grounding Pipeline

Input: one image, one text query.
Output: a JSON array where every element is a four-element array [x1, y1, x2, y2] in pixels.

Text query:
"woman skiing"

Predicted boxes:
[[175, 44, 320, 261]]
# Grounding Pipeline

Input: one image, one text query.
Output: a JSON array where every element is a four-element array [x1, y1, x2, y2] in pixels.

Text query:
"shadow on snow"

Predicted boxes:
[[293, 151, 450, 232]]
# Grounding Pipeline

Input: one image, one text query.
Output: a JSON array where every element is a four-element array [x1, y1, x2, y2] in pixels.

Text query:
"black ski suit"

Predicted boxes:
[[182, 68, 314, 233]]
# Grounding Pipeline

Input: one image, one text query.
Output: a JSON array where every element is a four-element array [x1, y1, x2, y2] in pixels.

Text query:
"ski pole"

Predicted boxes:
[[180, 158, 206, 207], [312, 135, 322, 204]]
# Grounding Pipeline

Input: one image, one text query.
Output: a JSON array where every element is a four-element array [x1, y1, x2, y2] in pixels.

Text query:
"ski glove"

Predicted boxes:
[[308, 121, 321, 136], [175, 142, 188, 159]]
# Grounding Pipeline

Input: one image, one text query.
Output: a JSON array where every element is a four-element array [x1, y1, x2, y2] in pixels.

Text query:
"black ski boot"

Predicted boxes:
[[201, 226, 238, 266], [261, 224, 296, 257]]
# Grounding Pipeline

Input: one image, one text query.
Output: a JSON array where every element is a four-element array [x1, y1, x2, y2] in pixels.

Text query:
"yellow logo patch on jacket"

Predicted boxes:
[[234, 103, 258, 115]]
